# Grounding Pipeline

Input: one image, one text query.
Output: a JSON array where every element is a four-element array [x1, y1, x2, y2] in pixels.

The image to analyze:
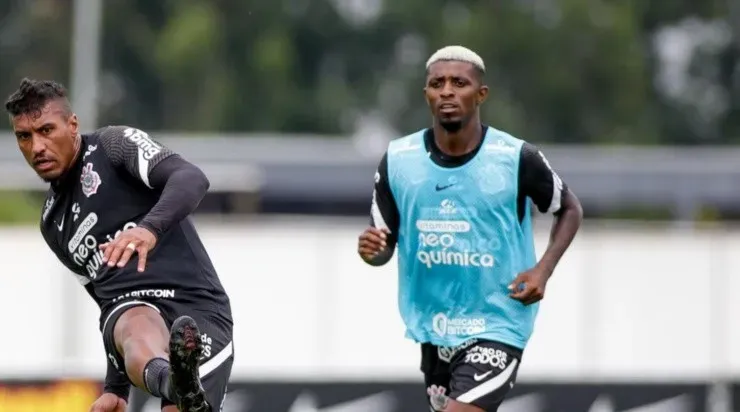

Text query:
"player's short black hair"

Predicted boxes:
[[4, 78, 72, 119]]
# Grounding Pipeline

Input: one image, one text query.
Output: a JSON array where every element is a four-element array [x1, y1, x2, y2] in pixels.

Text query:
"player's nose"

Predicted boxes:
[[440, 83, 455, 98], [30, 135, 47, 156]]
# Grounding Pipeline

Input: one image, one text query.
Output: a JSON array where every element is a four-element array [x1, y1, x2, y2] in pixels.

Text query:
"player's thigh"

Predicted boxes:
[[101, 300, 169, 375], [448, 341, 521, 412]]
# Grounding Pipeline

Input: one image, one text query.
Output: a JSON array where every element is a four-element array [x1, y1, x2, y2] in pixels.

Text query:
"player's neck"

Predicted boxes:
[[70, 134, 82, 164], [432, 119, 483, 157]]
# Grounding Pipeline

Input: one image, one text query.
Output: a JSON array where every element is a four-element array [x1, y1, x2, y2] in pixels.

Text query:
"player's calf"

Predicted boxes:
[[113, 306, 170, 391]]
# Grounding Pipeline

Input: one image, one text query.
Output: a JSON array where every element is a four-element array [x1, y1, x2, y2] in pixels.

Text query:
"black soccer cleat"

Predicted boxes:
[[169, 315, 211, 412]]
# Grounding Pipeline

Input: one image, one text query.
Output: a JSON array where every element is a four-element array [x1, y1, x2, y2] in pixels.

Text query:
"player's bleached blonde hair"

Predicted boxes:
[[425, 45, 486, 73]]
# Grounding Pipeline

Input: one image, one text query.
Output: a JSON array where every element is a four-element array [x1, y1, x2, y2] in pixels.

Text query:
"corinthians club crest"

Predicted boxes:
[[80, 163, 102, 197]]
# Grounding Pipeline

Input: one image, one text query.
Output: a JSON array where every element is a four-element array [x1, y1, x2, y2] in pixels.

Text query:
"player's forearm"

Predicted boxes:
[[537, 190, 583, 277], [140, 160, 210, 238]]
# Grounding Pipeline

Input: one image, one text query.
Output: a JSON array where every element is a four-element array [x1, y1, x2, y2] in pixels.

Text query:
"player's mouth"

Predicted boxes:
[[438, 103, 459, 114], [33, 159, 56, 173]]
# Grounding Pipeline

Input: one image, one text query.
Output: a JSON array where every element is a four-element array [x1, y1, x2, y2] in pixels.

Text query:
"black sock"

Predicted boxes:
[[143, 357, 176, 403]]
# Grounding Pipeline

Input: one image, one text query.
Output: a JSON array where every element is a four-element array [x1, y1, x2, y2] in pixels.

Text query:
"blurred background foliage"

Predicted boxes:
[[0, 0, 737, 223], [1, 0, 736, 143]]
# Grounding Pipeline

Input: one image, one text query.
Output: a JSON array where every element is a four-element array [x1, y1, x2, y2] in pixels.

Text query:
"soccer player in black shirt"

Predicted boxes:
[[5, 78, 233, 412]]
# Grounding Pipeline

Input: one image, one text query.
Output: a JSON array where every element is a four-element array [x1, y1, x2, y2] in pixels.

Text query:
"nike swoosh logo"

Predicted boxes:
[[435, 183, 454, 191], [474, 370, 493, 381], [56, 214, 65, 231]]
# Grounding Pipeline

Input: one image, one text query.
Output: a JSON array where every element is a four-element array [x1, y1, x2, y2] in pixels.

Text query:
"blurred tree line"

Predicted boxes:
[[0, 0, 737, 145]]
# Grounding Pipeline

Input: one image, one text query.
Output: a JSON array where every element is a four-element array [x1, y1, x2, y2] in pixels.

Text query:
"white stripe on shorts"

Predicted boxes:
[[102, 300, 161, 333], [200, 340, 234, 378], [456, 358, 519, 404]]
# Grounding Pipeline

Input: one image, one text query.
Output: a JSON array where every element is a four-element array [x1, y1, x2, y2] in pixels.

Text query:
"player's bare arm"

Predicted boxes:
[[358, 152, 400, 266], [537, 189, 582, 274], [509, 144, 583, 305]]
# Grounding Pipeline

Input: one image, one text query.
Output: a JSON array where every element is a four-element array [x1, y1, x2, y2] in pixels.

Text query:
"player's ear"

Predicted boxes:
[[423, 87, 432, 107], [68, 113, 79, 135], [477, 85, 489, 106]]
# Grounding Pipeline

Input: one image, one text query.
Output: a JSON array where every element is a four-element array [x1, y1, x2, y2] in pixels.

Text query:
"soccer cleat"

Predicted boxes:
[[169, 315, 210, 412]]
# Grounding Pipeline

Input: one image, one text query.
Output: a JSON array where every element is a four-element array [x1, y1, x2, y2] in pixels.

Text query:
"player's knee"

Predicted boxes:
[[429, 390, 485, 412], [114, 307, 168, 351]]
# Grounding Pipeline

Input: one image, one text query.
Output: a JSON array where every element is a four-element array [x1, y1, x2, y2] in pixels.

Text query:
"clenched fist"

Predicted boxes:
[[357, 227, 391, 263], [509, 266, 551, 306]]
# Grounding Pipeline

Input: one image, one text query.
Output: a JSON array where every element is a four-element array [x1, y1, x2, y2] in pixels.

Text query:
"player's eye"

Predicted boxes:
[[428, 78, 444, 88]]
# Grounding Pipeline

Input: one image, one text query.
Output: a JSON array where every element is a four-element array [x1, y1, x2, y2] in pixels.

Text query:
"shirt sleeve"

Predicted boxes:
[[97, 126, 176, 188], [518, 142, 568, 214], [370, 152, 400, 242], [97, 126, 209, 238], [139, 155, 210, 238]]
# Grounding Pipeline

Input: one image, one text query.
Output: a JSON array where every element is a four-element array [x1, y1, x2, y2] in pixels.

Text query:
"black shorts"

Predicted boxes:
[[101, 296, 234, 409], [421, 339, 522, 411]]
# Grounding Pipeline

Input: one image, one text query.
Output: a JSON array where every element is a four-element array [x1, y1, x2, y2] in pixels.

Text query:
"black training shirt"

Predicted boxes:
[[38, 126, 230, 317]]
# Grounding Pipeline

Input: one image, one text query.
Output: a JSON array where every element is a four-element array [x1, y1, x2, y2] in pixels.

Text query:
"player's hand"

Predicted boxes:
[[100, 227, 157, 272], [357, 227, 390, 262], [508, 266, 551, 305], [89, 393, 127, 412]]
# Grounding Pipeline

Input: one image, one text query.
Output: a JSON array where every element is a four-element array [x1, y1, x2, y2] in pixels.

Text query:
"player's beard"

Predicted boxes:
[[38, 171, 63, 184], [35, 165, 62, 183], [439, 119, 463, 133]]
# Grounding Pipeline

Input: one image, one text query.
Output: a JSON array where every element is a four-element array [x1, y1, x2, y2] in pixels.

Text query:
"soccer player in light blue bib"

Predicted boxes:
[[357, 46, 583, 412]]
